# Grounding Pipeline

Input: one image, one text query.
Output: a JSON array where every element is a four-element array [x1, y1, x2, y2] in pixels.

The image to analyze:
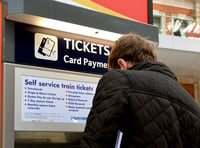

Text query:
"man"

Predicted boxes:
[[80, 33, 200, 148]]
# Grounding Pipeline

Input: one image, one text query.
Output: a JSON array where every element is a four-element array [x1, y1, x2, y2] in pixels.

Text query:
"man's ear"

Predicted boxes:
[[117, 58, 129, 70]]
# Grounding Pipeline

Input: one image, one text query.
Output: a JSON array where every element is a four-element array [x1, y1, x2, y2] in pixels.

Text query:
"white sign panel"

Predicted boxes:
[[21, 75, 96, 123]]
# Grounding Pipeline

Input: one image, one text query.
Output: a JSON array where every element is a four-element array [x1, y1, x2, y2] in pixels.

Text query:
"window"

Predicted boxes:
[[153, 10, 166, 34]]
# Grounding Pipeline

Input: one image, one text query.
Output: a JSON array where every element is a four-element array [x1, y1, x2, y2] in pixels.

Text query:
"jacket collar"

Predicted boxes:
[[129, 61, 177, 81]]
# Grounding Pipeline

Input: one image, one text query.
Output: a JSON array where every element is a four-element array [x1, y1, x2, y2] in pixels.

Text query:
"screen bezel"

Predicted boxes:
[[14, 65, 101, 132]]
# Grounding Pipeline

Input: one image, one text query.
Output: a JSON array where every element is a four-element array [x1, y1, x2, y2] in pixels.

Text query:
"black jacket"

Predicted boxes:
[[80, 61, 200, 148]]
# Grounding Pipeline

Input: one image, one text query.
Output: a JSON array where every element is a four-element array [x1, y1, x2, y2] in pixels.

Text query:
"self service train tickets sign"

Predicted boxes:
[[21, 75, 97, 123], [15, 24, 111, 74]]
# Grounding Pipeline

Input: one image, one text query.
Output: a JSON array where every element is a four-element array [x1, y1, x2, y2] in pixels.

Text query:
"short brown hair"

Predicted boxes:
[[108, 33, 157, 69]]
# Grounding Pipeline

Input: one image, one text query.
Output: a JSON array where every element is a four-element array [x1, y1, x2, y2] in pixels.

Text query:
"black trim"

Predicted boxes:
[[148, 0, 153, 24]]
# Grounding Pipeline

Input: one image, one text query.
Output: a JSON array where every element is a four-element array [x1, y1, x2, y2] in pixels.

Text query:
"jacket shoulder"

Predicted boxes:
[[98, 70, 130, 90]]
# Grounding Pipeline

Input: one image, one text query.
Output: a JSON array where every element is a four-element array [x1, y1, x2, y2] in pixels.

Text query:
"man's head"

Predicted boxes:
[[108, 33, 157, 70]]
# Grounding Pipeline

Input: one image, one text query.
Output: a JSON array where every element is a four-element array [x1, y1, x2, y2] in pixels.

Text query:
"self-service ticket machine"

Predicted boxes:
[[2, 0, 158, 148]]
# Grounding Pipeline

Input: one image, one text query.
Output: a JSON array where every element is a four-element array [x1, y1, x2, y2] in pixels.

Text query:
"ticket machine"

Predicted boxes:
[[2, 0, 158, 148]]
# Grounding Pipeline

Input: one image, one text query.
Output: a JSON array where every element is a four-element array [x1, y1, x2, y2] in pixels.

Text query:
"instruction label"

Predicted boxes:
[[21, 75, 97, 123]]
